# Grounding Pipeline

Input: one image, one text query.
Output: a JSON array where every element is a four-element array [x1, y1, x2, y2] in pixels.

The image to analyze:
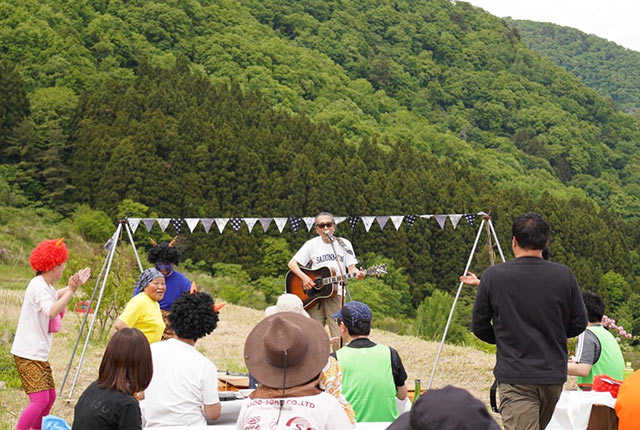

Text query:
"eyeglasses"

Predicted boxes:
[[316, 222, 335, 229]]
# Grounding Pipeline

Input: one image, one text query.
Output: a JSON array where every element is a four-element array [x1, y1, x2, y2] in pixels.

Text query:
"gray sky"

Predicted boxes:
[[465, 0, 640, 52]]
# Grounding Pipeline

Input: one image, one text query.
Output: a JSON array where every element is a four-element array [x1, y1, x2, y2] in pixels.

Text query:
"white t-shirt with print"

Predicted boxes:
[[11, 276, 57, 361], [144, 338, 220, 427], [292, 236, 358, 296], [236, 392, 352, 430]]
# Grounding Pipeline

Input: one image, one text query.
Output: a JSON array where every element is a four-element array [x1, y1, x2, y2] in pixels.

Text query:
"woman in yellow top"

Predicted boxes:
[[115, 268, 166, 343]]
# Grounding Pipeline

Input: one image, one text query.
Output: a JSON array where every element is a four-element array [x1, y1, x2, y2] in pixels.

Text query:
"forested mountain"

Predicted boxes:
[[508, 19, 640, 113], [1, 0, 640, 333]]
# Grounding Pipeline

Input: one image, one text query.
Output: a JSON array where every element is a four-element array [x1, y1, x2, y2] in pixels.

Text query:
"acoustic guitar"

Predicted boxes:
[[285, 264, 387, 309]]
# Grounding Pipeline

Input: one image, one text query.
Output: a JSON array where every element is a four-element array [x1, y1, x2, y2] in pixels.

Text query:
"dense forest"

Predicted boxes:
[[1, 0, 640, 342], [509, 19, 640, 113]]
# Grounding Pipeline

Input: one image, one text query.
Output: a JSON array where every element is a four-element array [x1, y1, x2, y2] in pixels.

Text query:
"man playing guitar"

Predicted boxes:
[[287, 212, 366, 349]]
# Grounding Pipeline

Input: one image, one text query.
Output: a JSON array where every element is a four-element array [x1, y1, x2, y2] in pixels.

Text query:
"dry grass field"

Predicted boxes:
[[0, 283, 510, 429]]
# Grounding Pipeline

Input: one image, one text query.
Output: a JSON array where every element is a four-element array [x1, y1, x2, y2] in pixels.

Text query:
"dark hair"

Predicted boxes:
[[583, 291, 605, 323], [169, 292, 219, 340], [511, 212, 549, 250], [344, 319, 371, 337], [542, 246, 550, 261], [147, 242, 180, 265], [98, 328, 152, 395]]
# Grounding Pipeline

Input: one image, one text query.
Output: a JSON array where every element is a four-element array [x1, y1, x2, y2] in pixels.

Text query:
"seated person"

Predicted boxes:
[[143, 292, 221, 427], [115, 268, 165, 343], [616, 369, 640, 430], [73, 328, 153, 430], [332, 301, 408, 422], [237, 312, 352, 429], [387, 385, 499, 429], [265, 293, 356, 426], [568, 291, 625, 389]]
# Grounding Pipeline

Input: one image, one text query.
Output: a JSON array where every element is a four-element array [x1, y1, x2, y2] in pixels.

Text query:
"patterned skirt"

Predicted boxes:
[[13, 355, 55, 394]]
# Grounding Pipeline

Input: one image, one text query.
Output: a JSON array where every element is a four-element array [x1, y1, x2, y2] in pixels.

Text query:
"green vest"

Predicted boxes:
[[577, 325, 625, 386], [336, 343, 398, 422]]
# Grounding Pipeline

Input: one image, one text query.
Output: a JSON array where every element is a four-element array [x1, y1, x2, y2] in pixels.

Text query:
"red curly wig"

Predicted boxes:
[[29, 238, 69, 273]]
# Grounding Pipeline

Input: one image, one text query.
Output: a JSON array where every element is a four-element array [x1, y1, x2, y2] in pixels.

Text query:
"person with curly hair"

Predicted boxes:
[[72, 328, 153, 430], [12, 239, 90, 430], [142, 292, 221, 427], [134, 239, 197, 340]]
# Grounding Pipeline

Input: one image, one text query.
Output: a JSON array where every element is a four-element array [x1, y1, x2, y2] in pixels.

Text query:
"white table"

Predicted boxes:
[[546, 390, 616, 430]]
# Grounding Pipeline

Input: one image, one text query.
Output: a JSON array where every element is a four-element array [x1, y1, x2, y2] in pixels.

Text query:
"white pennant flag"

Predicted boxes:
[[334, 216, 346, 225], [303, 217, 316, 231], [420, 214, 433, 219], [184, 218, 200, 233], [157, 218, 171, 232], [449, 214, 463, 229], [259, 218, 272, 232], [244, 218, 259, 232], [127, 218, 141, 234], [361, 216, 375, 232], [434, 215, 447, 230], [274, 217, 288, 233], [390, 216, 404, 230], [376, 216, 389, 230], [142, 218, 156, 232], [200, 218, 214, 233], [214, 218, 229, 233]]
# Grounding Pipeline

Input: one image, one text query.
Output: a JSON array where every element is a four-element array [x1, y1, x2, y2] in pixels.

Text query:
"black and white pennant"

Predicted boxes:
[[348, 216, 360, 230], [170, 218, 184, 234], [230, 218, 242, 232], [289, 217, 303, 233]]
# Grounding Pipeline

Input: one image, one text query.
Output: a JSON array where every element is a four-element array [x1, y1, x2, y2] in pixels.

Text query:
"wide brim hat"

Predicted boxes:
[[244, 312, 329, 388]]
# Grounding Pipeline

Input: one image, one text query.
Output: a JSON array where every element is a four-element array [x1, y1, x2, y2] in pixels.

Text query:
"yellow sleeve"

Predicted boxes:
[[118, 295, 144, 327]]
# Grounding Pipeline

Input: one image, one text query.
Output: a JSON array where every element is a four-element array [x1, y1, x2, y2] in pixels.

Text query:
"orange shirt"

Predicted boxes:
[[615, 369, 640, 430]]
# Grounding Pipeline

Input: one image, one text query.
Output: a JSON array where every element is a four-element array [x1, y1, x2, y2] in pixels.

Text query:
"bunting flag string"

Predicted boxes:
[[361, 216, 375, 232], [390, 216, 404, 230], [126, 213, 481, 234], [142, 218, 156, 232], [185, 218, 200, 233], [128, 218, 141, 234], [244, 218, 259, 232], [157, 218, 171, 232], [449, 214, 462, 230], [303, 217, 316, 231], [201, 218, 214, 233]]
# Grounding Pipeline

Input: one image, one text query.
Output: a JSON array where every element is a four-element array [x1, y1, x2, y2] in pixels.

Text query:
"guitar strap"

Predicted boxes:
[[335, 237, 354, 257]]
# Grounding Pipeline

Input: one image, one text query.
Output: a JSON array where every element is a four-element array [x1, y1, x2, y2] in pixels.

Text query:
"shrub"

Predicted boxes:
[[72, 205, 113, 243]]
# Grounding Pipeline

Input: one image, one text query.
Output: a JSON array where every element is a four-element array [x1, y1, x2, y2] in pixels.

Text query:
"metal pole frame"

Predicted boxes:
[[60, 219, 143, 399], [427, 213, 506, 389]]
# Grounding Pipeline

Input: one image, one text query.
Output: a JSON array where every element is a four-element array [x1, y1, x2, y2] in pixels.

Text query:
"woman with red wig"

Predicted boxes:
[[11, 239, 90, 430]]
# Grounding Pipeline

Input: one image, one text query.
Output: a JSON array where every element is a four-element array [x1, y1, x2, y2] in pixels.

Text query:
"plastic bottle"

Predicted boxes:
[[623, 362, 634, 380], [413, 379, 421, 404]]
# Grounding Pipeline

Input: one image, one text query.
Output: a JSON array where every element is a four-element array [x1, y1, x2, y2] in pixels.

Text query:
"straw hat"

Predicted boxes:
[[264, 293, 309, 318], [244, 312, 329, 388]]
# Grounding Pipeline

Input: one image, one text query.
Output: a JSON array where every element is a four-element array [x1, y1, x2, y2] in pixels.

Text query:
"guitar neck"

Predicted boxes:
[[320, 271, 358, 286]]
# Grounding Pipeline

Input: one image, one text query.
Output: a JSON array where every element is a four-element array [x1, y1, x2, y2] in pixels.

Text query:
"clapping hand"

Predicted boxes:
[[69, 267, 91, 292]]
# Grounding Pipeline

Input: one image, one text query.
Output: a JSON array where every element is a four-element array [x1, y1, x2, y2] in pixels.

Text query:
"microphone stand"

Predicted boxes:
[[326, 230, 348, 349]]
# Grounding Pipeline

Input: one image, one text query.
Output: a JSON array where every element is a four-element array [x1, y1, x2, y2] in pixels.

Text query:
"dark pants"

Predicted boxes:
[[499, 383, 563, 430]]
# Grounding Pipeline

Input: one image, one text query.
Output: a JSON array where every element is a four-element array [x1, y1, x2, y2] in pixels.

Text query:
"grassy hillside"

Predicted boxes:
[[508, 19, 640, 113], [1, 0, 639, 217]]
